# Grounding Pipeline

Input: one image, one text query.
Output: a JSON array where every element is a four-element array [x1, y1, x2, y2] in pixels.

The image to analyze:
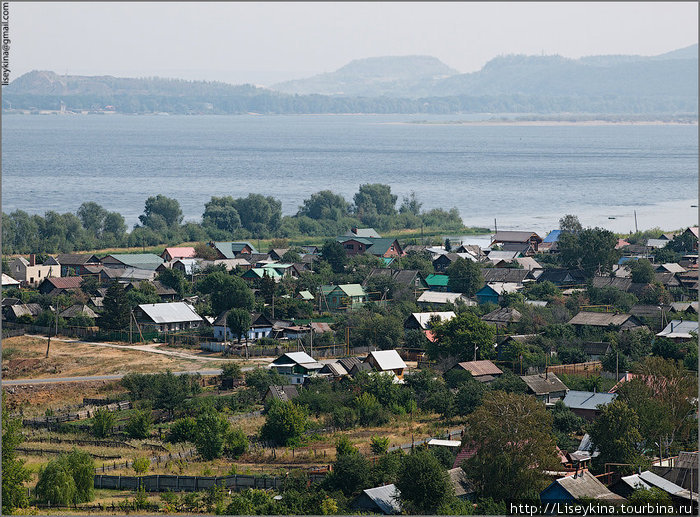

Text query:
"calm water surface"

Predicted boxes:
[[2, 114, 697, 235]]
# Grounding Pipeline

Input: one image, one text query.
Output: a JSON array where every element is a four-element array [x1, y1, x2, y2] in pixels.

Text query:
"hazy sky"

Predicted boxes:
[[9, 2, 698, 85]]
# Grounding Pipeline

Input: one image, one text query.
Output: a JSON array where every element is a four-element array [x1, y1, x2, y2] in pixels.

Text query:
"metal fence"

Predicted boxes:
[[94, 473, 283, 492]]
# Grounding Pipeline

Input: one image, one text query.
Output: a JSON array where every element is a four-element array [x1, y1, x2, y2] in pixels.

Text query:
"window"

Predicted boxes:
[[345, 244, 353, 250]]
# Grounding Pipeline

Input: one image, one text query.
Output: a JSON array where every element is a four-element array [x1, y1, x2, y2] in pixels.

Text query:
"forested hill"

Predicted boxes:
[[270, 55, 458, 97], [3, 45, 697, 114]]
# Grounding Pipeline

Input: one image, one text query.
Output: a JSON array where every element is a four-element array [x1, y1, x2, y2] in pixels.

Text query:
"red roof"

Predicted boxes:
[[44, 277, 83, 289], [615, 238, 630, 249], [455, 360, 502, 377], [163, 247, 196, 259]]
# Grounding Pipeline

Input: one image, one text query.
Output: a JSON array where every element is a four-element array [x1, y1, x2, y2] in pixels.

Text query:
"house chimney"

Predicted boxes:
[[29, 254, 35, 266]]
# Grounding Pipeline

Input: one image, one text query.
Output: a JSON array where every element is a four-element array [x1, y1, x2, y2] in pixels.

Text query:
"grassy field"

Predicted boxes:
[[1, 336, 241, 380]]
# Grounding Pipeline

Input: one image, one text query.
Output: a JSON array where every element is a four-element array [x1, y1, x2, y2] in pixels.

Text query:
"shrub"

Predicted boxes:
[[168, 417, 197, 443], [92, 408, 115, 438], [125, 410, 152, 440], [260, 400, 309, 446], [224, 428, 249, 459]]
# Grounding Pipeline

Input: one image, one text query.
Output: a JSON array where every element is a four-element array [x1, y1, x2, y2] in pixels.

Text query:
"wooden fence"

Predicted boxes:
[[23, 401, 132, 428], [546, 361, 602, 377], [16, 447, 121, 460]]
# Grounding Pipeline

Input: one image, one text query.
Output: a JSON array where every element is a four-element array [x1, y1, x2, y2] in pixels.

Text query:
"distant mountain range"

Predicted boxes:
[[3, 44, 697, 115]]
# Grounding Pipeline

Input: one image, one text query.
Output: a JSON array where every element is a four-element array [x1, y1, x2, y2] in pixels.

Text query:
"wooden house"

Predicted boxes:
[[55, 254, 101, 276], [319, 284, 368, 311], [490, 231, 543, 253], [364, 350, 407, 379]]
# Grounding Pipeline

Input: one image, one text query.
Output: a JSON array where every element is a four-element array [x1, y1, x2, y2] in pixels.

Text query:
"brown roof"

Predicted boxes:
[[591, 276, 632, 291], [265, 385, 299, 402], [482, 268, 531, 284], [55, 254, 100, 266], [42, 277, 83, 289], [521, 373, 568, 395], [454, 360, 502, 377], [492, 231, 542, 243]]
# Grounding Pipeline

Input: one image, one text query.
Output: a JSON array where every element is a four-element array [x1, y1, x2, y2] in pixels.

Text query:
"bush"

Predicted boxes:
[[35, 449, 94, 505], [132, 457, 150, 475], [370, 436, 390, 455], [125, 410, 152, 440], [168, 417, 197, 443], [92, 408, 115, 438], [195, 409, 231, 460], [260, 400, 309, 446], [224, 428, 249, 459], [354, 393, 388, 427]]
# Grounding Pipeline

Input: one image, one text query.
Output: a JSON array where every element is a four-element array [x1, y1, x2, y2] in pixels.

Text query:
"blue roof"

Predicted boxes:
[[543, 230, 562, 243], [618, 256, 639, 265], [562, 390, 617, 411]]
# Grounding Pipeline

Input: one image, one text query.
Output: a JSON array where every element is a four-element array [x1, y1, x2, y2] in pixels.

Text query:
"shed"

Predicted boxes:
[[481, 307, 522, 327], [450, 360, 503, 382], [447, 467, 476, 500], [364, 350, 407, 379], [521, 373, 568, 403], [540, 470, 626, 503], [263, 385, 299, 403], [656, 320, 698, 340], [562, 390, 617, 421], [350, 484, 401, 515]]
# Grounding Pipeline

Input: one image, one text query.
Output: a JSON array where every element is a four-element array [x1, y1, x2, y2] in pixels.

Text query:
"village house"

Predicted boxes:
[[475, 282, 520, 305], [364, 350, 407, 379], [363, 268, 428, 295], [160, 247, 196, 262], [404, 311, 456, 330], [540, 471, 626, 504], [490, 231, 543, 253], [536, 269, 587, 287], [37, 276, 83, 296], [240, 267, 283, 283], [8, 255, 61, 287], [319, 284, 368, 311], [350, 484, 401, 515], [424, 273, 450, 292], [1, 274, 20, 288], [210, 241, 258, 259], [448, 360, 503, 384], [416, 291, 474, 308], [101, 253, 164, 271], [521, 372, 568, 403], [481, 307, 522, 328], [656, 319, 698, 341], [568, 311, 644, 331], [2, 303, 43, 322], [58, 304, 100, 323], [133, 302, 203, 332], [54, 253, 101, 276], [212, 312, 276, 341], [432, 252, 476, 272], [263, 385, 299, 404], [335, 235, 404, 258], [125, 280, 178, 302], [562, 391, 617, 421], [269, 352, 323, 385]]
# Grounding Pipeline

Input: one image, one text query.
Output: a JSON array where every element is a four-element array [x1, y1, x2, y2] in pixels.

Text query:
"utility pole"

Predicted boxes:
[[494, 218, 498, 235], [634, 210, 638, 233], [310, 319, 313, 358], [616, 351, 619, 380]]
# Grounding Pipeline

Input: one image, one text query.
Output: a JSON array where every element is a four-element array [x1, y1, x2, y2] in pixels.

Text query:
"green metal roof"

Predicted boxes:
[[425, 274, 449, 287], [320, 284, 367, 297], [298, 290, 314, 300], [213, 241, 258, 259], [241, 268, 281, 279]]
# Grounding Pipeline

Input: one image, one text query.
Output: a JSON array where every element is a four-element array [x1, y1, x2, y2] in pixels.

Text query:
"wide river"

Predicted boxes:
[[2, 114, 697, 236]]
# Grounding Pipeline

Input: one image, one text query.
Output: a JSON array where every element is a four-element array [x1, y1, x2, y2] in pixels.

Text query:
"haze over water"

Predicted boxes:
[[2, 114, 697, 236]]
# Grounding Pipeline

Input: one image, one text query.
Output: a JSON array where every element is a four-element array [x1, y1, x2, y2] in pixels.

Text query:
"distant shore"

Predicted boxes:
[[395, 118, 698, 127]]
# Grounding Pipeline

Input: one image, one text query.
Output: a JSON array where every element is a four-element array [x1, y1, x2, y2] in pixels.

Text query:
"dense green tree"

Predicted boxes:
[[157, 268, 190, 298], [399, 191, 423, 215], [195, 409, 231, 460], [454, 377, 487, 415], [202, 196, 242, 234], [297, 190, 350, 220], [397, 250, 434, 278], [231, 194, 282, 237], [2, 395, 31, 513], [77, 202, 108, 238], [281, 249, 302, 263], [667, 231, 697, 253], [559, 214, 582, 233], [245, 368, 286, 398], [92, 408, 116, 438], [629, 258, 655, 284], [224, 427, 249, 459], [353, 183, 398, 219], [428, 311, 496, 361], [446, 258, 484, 296], [321, 239, 348, 274], [226, 308, 251, 343], [168, 417, 198, 443], [125, 410, 152, 439], [260, 400, 309, 446], [463, 391, 559, 501], [99, 281, 130, 330], [396, 449, 454, 514], [590, 400, 643, 472], [126, 281, 161, 308], [139, 194, 183, 228], [559, 227, 619, 277], [35, 449, 94, 505], [198, 271, 254, 314], [324, 452, 371, 497]]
